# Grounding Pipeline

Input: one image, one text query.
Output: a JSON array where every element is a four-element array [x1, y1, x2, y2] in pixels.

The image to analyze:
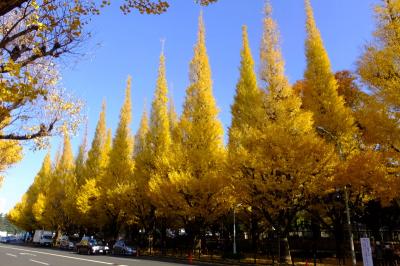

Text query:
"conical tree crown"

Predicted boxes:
[[75, 130, 87, 187], [168, 93, 179, 141], [135, 106, 149, 157], [86, 101, 108, 177], [53, 144, 62, 170], [105, 128, 112, 157], [261, 2, 310, 129], [58, 132, 74, 172], [180, 12, 224, 170], [149, 50, 171, 159], [229, 25, 264, 152], [107, 77, 134, 184], [150, 12, 228, 224], [37, 151, 52, 189], [105, 128, 112, 159], [260, 2, 290, 98], [303, 0, 356, 150]]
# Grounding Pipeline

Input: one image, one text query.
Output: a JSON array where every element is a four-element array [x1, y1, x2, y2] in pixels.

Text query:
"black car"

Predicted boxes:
[[76, 237, 109, 255], [112, 240, 137, 256]]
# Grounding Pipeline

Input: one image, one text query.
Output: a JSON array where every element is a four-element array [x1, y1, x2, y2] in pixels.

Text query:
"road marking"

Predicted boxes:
[[6, 252, 17, 257], [20, 252, 37, 256], [30, 259, 50, 265], [0, 245, 130, 265]]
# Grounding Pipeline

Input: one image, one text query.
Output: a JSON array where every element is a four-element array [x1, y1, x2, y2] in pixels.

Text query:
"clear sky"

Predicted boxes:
[[0, 0, 379, 214]]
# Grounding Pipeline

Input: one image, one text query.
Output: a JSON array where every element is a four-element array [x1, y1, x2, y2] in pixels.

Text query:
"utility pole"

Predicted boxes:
[[233, 203, 242, 255], [233, 206, 237, 255], [344, 185, 357, 266], [316, 126, 356, 266]]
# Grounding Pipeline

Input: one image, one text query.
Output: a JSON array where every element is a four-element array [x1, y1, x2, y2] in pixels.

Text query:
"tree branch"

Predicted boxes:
[[0, 118, 57, 140], [0, 0, 27, 17]]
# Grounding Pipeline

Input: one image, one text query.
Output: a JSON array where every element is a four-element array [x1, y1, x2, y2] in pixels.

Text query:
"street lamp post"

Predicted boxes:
[[233, 203, 242, 255], [316, 126, 356, 266]]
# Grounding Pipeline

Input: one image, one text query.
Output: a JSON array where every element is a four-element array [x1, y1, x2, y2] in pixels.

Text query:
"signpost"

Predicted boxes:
[[360, 238, 373, 266]]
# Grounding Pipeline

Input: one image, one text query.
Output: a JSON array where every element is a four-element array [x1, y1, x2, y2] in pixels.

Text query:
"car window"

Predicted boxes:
[[43, 235, 52, 240]]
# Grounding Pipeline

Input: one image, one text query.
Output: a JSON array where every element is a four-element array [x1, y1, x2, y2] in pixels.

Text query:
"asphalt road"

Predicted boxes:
[[0, 244, 194, 266]]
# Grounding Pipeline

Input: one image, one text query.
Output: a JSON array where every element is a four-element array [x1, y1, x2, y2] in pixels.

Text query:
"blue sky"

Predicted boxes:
[[0, 0, 378, 214]]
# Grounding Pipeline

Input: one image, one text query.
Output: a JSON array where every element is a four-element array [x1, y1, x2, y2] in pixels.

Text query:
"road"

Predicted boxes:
[[0, 244, 193, 266]]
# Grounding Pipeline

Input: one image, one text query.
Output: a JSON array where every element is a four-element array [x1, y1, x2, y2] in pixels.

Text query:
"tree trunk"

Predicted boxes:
[[251, 213, 258, 263], [333, 219, 345, 265], [161, 217, 167, 256], [311, 218, 321, 266], [278, 230, 292, 265]]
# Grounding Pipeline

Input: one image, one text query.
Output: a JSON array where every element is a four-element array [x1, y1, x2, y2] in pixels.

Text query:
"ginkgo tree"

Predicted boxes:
[[229, 3, 335, 263], [7, 151, 51, 231], [150, 13, 229, 246], [101, 78, 134, 238], [76, 102, 110, 232], [357, 0, 400, 201], [228, 25, 265, 254]]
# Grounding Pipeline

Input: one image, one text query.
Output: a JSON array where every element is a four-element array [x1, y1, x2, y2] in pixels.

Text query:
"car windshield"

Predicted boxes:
[[43, 236, 52, 240], [89, 239, 98, 245]]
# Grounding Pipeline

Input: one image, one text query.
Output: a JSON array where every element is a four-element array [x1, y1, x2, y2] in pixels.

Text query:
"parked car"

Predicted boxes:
[[59, 235, 79, 250], [7, 236, 18, 243], [76, 237, 109, 255], [112, 240, 137, 256], [0, 236, 9, 243]]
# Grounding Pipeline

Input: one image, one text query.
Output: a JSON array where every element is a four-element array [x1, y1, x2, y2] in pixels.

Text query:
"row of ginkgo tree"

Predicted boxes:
[[8, 0, 400, 263]]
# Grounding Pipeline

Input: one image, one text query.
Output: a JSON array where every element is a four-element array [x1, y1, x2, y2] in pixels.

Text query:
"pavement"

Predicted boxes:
[[0, 243, 199, 266]]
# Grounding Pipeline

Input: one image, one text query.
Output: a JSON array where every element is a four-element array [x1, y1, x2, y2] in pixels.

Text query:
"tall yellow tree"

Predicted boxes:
[[32, 151, 53, 228], [168, 94, 178, 140], [357, 0, 400, 200], [45, 133, 77, 233], [151, 13, 228, 243], [358, 0, 400, 117], [145, 50, 174, 252], [101, 77, 134, 236], [133, 49, 173, 234], [303, 0, 357, 156], [121, 106, 151, 228], [8, 151, 51, 231], [149, 50, 171, 169], [7, 195, 31, 231], [232, 3, 335, 263], [147, 49, 172, 212], [76, 102, 109, 230], [228, 25, 265, 253], [75, 130, 87, 188]]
